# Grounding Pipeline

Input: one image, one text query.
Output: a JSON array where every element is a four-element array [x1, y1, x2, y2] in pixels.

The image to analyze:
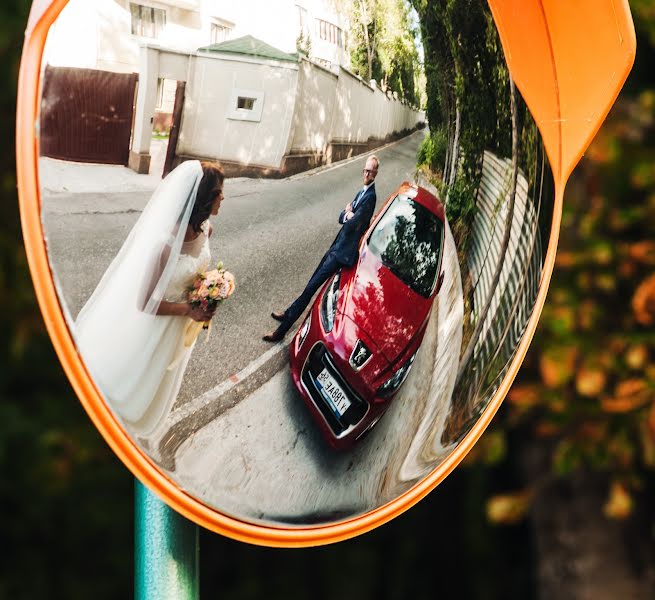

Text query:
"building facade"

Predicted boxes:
[[43, 0, 351, 75]]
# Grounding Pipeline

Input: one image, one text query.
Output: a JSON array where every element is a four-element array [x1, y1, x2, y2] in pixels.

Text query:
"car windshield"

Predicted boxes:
[[367, 194, 443, 297]]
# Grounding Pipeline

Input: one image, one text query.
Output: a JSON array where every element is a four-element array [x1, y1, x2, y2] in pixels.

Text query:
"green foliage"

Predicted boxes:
[[446, 174, 477, 229], [347, 0, 423, 106], [296, 30, 311, 57], [416, 128, 447, 173], [410, 0, 528, 249]]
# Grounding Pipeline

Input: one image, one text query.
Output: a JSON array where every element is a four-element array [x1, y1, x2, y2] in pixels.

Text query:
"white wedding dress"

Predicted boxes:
[[74, 161, 211, 438], [125, 225, 211, 435]]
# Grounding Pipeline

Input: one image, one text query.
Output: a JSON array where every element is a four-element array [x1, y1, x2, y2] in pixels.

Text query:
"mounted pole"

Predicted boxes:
[[135, 481, 200, 600]]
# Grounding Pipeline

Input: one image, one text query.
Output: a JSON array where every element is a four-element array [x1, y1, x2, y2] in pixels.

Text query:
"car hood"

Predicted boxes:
[[340, 246, 433, 363]]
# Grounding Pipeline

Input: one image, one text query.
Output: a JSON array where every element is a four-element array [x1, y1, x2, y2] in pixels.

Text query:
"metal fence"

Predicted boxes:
[[443, 144, 549, 444]]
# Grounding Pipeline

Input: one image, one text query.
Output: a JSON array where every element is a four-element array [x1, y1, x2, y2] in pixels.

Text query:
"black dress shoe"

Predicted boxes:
[[263, 330, 284, 343], [271, 310, 285, 322]]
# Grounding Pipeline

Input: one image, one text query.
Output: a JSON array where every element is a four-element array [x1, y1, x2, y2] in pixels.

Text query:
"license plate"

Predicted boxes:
[[316, 368, 351, 417]]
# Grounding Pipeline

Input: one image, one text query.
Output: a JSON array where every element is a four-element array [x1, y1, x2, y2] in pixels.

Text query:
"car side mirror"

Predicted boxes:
[[436, 271, 445, 293]]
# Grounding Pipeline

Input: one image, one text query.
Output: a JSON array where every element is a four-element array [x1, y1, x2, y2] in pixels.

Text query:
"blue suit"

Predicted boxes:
[[275, 184, 377, 336]]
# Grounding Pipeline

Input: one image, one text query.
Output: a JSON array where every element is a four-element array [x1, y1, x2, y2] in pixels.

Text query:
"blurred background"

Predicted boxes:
[[1, 1, 654, 598]]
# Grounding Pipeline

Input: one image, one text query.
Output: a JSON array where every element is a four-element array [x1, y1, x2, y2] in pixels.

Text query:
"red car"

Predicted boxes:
[[289, 182, 446, 449]]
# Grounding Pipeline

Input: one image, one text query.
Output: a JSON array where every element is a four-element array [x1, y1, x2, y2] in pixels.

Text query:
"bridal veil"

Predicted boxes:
[[74, 160, 204, 423]]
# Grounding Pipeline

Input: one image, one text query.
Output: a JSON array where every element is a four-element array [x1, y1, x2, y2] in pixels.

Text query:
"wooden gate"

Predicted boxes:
[[163, 81, 186, 178], [40, 66, 139, 165]]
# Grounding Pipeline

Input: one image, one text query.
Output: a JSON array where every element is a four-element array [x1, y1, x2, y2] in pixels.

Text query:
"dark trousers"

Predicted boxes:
[[276, 249, 341, 336]]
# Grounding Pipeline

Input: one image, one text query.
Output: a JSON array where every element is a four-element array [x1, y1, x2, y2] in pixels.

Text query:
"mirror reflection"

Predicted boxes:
[[39, 0, 553, 526]]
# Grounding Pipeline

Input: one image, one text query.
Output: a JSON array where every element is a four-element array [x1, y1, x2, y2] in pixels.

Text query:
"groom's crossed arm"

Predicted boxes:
[[340, 193, 375, 234], [338, 201, 354, 224]]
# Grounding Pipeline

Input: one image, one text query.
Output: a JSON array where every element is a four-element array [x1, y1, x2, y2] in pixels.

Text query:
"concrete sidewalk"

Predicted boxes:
[[39, 157, 162, 195], [39, 130, 427, 196]]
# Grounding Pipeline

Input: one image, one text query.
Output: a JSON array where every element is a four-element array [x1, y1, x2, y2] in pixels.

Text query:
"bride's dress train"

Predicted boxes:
[[73, 161, 209, 438], [123, 227, 210, 435]]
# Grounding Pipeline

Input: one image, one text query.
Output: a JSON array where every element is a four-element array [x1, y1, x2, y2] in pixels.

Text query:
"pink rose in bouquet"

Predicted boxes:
[[187, 261, 235, 329]]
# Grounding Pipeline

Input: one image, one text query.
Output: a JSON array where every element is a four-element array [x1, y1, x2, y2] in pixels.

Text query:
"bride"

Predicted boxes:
[[74, 160, 225, 436]]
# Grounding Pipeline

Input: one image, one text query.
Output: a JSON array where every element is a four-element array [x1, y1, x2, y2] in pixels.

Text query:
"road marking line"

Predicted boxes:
[[169, 341, 288, 425]]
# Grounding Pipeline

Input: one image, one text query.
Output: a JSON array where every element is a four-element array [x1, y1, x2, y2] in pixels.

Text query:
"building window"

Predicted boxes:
[[237, 97, 255, 110], [228, 88, 264, 122], [130, 3, 166, 39], [210, 21, 233, 44], [315, 19, 343, 48]]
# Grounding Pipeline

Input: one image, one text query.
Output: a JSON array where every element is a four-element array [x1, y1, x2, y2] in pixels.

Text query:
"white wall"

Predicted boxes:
[[175, 52, 422, 168], [290, 61, 423, 153], [177, 53, 299, 168], [289, 60, 338, 154]]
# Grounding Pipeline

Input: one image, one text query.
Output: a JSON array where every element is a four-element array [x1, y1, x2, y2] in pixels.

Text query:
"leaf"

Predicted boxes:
[[534, 421, 562, 438], [578, 299, 598, 330], [624, 344, 650, 370], [603, 481, 633, 520], [486, 490, 532, 525], [553, 439, 582, 475], [539, 346, 578, 388], [554, 251, 578, 268], [632, 273, 655, 326], [575, 366, 607, 397], [628, 240, 655, 265], [640, 418, 655, 469], [601, 379, 652, 413], [506, 384, 540, 409]]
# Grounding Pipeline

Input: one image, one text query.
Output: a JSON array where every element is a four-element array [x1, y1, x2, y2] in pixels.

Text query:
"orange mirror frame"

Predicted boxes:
[[16, 0, 635, 547]]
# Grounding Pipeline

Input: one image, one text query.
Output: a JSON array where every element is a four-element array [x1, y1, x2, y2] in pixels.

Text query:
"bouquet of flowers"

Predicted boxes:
[[184, 261, 235, 346]]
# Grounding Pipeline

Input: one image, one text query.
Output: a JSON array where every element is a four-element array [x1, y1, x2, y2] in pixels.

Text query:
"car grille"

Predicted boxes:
[[301, 343, 368, 436]]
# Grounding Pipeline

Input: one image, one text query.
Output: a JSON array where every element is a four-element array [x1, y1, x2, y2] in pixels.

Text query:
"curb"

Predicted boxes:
[[155, 338, 291, 471]]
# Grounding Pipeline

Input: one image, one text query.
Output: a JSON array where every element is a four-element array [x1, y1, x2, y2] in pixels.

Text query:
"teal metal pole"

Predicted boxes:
[[135, 480, 199, 600]]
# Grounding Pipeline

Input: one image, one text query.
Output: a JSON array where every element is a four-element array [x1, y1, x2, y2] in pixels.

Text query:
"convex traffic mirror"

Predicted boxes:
[[17, 0, 635, 545]]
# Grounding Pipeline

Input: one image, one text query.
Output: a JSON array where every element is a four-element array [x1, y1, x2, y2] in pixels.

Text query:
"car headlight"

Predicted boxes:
[[378, 351, 418, 398], [297, 314, 311, 349], [320, 271, 341, 332]]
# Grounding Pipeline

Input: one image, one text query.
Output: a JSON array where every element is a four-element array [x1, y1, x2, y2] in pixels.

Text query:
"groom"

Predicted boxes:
[[263, 155, 380, 342]]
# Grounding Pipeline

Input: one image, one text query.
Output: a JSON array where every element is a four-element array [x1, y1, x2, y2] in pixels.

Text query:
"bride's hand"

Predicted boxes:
[[187, 305, 215, 322]]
